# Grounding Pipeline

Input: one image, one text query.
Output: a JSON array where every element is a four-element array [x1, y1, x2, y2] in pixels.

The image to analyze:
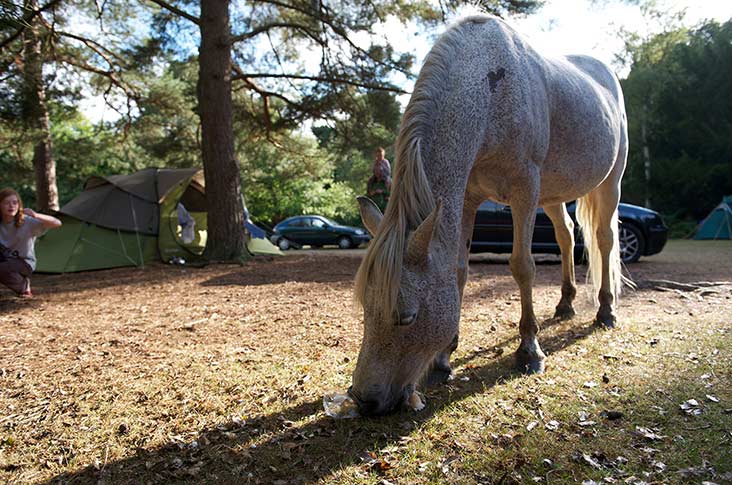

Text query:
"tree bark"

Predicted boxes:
[[198, 0, 248, 261], [641, 102, 651, 209], [22, 0, 59, 211]]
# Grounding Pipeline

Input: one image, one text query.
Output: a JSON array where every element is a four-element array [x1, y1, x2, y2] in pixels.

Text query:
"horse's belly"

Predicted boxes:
[[538, 151, 616, 205], [538, 109, 621, 204]]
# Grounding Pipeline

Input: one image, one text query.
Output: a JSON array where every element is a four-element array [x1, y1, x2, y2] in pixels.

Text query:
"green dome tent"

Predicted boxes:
[[694, 196, 732, 240], [35, 168, 279, 273]]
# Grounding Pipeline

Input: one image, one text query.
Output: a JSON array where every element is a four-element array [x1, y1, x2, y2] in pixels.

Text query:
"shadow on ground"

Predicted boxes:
[[45, 314, 601, 484]]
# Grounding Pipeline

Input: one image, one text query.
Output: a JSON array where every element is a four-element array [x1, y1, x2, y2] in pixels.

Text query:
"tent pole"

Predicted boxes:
[[129, 193, 146, 267]]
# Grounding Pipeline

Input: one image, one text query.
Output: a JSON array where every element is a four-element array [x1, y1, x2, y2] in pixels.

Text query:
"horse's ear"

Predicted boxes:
[[357, 196, 383, 236], [406, 198, 443, 265]]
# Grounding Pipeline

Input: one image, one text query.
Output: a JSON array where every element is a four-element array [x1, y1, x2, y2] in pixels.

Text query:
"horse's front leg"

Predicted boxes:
[[510, 185, 546, 374], [428, 199, 480, 384], [544, 203, 577, 320]]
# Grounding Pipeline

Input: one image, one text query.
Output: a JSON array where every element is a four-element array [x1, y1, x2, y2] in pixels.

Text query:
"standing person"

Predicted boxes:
[[0, 188, 62, 298], [366, 147, 392, 212]]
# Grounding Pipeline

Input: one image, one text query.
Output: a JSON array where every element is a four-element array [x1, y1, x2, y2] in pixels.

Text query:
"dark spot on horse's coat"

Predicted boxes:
[[487, 68, 506, 93]]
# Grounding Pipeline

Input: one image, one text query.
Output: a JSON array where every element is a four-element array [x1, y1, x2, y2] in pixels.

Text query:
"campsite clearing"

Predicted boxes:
[[1, 240, 731, 484]]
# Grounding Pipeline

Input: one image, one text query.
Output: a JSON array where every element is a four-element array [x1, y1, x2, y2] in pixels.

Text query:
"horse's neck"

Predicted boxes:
[[424, 160, 472, 262]]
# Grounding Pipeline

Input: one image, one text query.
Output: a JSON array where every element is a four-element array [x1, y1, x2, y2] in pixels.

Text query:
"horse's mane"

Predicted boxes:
[[354, 20, 477, 320]]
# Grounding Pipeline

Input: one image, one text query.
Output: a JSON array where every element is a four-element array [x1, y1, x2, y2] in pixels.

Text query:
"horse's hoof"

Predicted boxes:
[[427, 366, 454, 385], [515, 348, 545, 374], [553, 304, 576, 321], [595, 313, 617, 329]]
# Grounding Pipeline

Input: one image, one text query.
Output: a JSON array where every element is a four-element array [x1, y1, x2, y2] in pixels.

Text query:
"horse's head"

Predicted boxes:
[[350, 197, 460, 416]]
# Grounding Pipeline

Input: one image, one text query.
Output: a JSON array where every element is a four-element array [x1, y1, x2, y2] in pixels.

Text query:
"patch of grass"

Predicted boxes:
[[0, 242, 730, 484]]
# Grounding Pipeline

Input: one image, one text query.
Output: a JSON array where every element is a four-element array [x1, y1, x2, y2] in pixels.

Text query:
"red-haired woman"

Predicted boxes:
[[0, 188, 62, 298]]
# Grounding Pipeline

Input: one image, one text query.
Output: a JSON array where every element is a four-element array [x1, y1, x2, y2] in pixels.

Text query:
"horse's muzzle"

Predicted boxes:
[[348, 385, 409, 417]]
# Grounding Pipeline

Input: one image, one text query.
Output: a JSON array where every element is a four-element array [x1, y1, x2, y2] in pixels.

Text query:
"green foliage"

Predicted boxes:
[[130, 62, 200, 168], [1, 0, 542, 223], [621, 18, 732, 226], [52, 114, 157, 206], [313, 89, 402, 198], [239, 134, 359, 226]]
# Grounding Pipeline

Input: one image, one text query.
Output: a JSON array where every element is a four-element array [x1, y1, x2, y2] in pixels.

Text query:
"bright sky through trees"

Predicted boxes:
[[513, 0, 732, 73], [79, 0, 732, 122]]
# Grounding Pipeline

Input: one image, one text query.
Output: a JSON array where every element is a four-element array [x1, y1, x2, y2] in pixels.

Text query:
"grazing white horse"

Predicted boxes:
[[349, 15, 629, 416]]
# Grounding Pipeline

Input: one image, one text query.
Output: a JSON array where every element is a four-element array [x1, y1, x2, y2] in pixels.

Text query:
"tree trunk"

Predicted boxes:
[[198, 0, 248, 261], [641, 102, 651, 209], [22, 0, 59, 211]]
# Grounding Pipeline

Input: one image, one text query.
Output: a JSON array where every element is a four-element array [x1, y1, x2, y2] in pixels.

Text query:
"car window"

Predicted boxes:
[[311, 218, 326, 228], [289, 218, 306, 227], [479, 200, 496, 211], [479, 200, 507, 211]]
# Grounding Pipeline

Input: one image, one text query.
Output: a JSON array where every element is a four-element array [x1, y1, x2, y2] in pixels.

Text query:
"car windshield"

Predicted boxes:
[[318, 217, 338, 226]]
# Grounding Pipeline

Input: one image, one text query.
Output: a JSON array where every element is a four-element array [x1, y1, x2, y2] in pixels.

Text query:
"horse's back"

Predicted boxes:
[[411, 16, 626, 205], [532, 53, 626, 203], [564, 54, 624, 109], [420, 16, 552, 164]]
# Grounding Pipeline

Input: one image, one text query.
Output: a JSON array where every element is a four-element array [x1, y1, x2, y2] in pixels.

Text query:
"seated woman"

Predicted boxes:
[[0, 188, 62, 298]]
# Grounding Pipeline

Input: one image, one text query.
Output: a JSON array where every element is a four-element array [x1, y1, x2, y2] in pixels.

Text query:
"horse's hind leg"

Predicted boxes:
[[578, 155, 626, 328], [510, 180, 545, 374], [544, 203, 577, 320], [586, 184, 622, 328]]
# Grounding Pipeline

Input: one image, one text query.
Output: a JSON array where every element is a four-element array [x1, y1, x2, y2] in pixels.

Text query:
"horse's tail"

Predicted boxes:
[[575, 196, 631, 304]]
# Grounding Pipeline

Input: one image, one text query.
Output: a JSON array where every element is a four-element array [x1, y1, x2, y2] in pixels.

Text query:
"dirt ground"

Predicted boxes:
[[1, 239, 730, 483]]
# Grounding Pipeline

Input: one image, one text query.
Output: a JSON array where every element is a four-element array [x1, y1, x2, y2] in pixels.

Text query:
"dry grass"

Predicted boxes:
[[1, 240, 730, 484]]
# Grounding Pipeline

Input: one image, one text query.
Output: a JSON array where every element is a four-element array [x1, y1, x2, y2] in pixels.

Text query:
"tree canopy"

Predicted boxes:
[[0, 0, 543, 250], [621, 18, 732, 226]]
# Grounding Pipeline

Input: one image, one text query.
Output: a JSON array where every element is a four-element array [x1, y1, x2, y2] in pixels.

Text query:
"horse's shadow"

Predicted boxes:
[[46, 315, 602, 484]]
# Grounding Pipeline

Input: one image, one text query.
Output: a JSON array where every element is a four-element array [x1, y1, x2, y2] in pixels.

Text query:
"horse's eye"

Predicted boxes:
[[397, 311, 417, 326]]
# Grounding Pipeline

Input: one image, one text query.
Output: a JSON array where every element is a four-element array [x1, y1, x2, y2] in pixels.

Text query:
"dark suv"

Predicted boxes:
[[470, 201, 668, 263], [271, 215, 371, 250]]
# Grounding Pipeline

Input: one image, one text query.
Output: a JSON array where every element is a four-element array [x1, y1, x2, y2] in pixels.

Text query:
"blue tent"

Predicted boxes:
[[694, 196, 732, 240]]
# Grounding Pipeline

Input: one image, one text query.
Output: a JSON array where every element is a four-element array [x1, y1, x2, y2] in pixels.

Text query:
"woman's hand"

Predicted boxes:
[[23, 208, 62, 228]]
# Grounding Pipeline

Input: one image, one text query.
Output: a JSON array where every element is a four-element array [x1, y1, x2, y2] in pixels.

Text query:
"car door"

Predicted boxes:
[[495, 205, 559, 250], [472, 200, 514, 251], [283, 217, 309, 244], [533, 207, 558, 249], [309, 217, 333, 245]]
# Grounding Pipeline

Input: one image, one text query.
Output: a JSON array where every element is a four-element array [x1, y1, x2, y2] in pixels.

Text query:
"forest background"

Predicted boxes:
[[1, 0, 730, 244]]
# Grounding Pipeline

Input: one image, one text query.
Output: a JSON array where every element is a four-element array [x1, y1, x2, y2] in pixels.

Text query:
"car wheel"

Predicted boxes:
[[337, 236, 352, 249], [278, 238, 291, 251], [619, 223, 645, 264]]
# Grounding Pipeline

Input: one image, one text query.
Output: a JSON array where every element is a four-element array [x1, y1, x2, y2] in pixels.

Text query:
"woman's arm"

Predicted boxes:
[[23, 208, 62, 228]]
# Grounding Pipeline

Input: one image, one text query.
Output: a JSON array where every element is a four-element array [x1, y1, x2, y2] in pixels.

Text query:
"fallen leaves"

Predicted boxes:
[[680, 399, 703, 416], [544, 420, 560, 431], [359, 451, 394, 474], [634, 427, 666, 441]]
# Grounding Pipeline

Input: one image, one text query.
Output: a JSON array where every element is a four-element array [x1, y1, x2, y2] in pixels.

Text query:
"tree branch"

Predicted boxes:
[[55, 55, 138, 99], [54, 30, 127, 66], [0, 0, 63, 51], [232, 72, 408, 94], [254, 0, 414, 79], [231, 21, 320, 43], [146, 0, 200, 25]]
